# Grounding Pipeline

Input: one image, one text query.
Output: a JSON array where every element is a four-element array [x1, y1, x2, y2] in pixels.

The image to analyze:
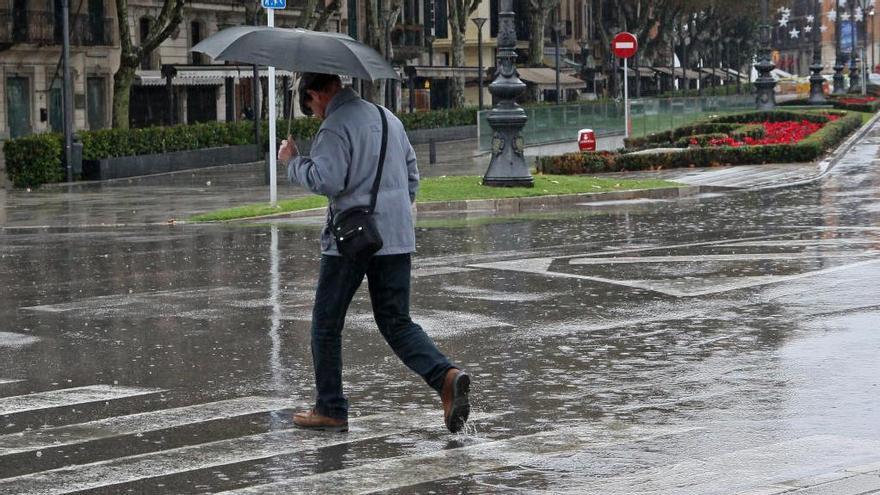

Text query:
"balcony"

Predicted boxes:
[[391, 23, 424, 62], [0, 10, 114, 46]]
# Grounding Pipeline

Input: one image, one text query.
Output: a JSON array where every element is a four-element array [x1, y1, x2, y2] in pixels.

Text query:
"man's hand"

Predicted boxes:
[[278, 134, 298, 163]]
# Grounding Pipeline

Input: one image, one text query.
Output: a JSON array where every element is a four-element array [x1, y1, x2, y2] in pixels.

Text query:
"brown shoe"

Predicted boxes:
[[441, 368, 471, 433], [293, 409, 348, 432]]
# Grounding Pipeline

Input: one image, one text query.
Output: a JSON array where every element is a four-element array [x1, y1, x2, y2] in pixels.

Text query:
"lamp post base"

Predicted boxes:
[[808, 63, 827, 105], [754, 77, 777, 110], [849, 67, 862, 93], [832, 64, 847, 95]]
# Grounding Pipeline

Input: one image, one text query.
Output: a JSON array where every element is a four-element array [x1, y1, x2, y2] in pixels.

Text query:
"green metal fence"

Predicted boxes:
[[477, 94, 756, 151]]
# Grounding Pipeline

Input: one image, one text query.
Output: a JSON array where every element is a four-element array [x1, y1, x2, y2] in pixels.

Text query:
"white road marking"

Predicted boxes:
[[470, 257, 880, 297], [221, 426, 702, 494], [0, 396, 295, 456], [0, 379, 23, 385], [568, 252, 877, 265], [0, 385, 164, 416], [0, 411, 504, 495]]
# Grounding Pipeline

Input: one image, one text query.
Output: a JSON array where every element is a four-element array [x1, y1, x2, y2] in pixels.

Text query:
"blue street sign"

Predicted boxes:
[[262, 0, 285, 9]]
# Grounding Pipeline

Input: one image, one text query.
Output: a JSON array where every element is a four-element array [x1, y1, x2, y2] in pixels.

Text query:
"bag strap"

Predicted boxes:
[[369, 103, 389, 213]]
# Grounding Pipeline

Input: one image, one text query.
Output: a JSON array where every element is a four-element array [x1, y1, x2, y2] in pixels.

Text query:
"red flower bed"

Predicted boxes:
[[693, 119, 827, 148], [837, 96, 877, 105]]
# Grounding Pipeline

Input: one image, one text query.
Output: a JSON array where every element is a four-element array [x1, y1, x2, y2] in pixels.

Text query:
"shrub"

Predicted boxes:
[[3, 133, 64, 188], [832, 96, 880, 113], [538, 111, 862, 175]]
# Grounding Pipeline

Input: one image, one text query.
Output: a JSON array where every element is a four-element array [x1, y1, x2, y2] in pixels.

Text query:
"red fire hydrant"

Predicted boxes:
[[578, 129, 596, 152]]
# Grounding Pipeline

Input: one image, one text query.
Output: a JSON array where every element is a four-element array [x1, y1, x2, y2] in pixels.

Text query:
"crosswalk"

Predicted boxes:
[[0, 379, 721, 494], [0, 380, 519, 494]]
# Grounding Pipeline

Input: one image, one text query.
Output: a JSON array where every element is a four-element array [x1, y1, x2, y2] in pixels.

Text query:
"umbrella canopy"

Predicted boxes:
[[192, 26, 398, 81]]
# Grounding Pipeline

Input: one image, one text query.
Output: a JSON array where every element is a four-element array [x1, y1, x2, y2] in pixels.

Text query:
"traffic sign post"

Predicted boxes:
[[612, 32, 638, 139], [263, 0, 285, 206]]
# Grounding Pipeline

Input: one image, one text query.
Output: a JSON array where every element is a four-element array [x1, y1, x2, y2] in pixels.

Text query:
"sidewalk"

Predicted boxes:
[[737, 462, 880, 495]]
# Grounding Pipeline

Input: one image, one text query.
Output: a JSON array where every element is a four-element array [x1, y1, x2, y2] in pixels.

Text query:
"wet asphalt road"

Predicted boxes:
[[1, 127, 880, 494]]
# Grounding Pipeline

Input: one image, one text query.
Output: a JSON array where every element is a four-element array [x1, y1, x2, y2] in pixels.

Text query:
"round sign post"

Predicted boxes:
[[612, 32, 638, 139]]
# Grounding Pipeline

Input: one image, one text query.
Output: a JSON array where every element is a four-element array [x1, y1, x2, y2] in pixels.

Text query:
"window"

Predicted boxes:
[[6, 76, 31, 138], [140, 17, 153, 70], [88, 0, 106, 44], [53, 0, 63, 44], [435, 0, 448, 39], [13, 0, 29, 42], [87, 77, 107, 130], [191, 21, 204, 64], [347, 0, 358, 38]]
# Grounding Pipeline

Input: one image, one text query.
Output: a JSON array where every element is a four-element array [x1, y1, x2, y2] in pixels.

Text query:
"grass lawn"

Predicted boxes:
[[188, 175, 679, 222]]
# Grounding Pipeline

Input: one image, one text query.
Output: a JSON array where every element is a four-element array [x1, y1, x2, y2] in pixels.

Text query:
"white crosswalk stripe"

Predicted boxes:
[[0, 379, 22, 385], [221, 426, 702, 494], [0, 410, 503, 495], [0, 385, 164, 416], [0, 396, 295, 456]]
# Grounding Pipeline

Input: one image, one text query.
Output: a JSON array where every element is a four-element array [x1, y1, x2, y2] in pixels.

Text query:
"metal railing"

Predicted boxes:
[[0, 10, 114, 46], [477, 94, 756, 151]]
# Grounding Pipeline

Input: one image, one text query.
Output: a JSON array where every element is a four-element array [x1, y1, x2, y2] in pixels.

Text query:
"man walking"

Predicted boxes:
[[277, 73, 471, 433]]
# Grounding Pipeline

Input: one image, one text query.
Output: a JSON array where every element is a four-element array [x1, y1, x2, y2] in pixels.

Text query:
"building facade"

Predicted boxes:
[[1, 0, 118, 139], [0, 0, 309, 139]]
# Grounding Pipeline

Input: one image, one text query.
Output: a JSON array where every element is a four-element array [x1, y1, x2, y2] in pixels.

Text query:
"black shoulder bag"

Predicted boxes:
[[331, 104, 388, 263]]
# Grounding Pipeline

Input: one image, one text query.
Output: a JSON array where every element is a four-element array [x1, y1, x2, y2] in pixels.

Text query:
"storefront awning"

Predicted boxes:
[[136, 65, 297, 86], [404, 65, 486, 79], [516, 68, 584, 89], [653, 67, 702, 79], [620, 67, 658, 77]]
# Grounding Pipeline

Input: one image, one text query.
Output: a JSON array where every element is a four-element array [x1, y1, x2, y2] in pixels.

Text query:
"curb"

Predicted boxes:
[[413, 185, 721, 215], [206, 185, 722, 224]]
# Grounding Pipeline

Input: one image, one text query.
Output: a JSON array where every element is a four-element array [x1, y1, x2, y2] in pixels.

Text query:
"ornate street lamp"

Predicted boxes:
[[834, 0, 847, 95], [471, 17, 487, 110], [809, 0, 827, 104], [482, 0, 533, 188], [850, 0, 862, 92], [755, 0, 777, 109]]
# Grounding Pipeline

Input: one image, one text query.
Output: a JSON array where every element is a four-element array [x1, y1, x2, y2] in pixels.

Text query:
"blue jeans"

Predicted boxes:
[[311, 253, 456, 420]]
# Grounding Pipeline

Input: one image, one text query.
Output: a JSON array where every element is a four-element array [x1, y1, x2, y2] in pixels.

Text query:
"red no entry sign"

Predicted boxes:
[[612, 32, 638, 59]]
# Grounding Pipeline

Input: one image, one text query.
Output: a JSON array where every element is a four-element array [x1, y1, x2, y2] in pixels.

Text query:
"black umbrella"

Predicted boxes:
[[192, 26, 398, 81]]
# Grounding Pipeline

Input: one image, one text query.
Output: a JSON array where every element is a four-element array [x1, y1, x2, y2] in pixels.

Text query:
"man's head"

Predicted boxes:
[[298, 73, 343, 119]]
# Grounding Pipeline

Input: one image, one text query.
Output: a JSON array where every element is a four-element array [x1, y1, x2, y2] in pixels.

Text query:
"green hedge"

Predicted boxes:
[[538, 111, 862, 175], [4, 105, 480, 187], [3, 133, 64, 188], [80, 121, 257, 160], [832, 99, 880, 113], [624, 122, 769, 151]]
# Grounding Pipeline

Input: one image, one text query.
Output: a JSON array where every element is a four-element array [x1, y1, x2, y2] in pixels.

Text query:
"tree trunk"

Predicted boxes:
[[528, 9, 545, 66], [112, 64, 136, 129], [448, 4, 466, 108]]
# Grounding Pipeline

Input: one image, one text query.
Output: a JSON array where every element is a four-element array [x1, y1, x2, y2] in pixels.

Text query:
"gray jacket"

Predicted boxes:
[[288, 88, 419, 256]]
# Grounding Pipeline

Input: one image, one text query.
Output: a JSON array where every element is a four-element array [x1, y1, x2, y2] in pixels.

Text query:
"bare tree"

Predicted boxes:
[[448, 0, 482, 107], [111, 0, 185, 129], [527, 0, 560, 67]]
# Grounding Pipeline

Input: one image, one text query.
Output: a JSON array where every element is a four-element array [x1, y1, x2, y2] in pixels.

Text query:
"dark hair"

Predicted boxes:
[[298, 73, 342, 117]]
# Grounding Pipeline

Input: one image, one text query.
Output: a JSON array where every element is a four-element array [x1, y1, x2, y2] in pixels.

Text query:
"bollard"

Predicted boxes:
[[578, 129, 596, 152], [429, 139, 437, 164]]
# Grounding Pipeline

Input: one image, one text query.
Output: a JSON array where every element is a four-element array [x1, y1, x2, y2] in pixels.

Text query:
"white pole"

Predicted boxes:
[[624, 57, 630, 138], [268, 8, 278, 206]]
